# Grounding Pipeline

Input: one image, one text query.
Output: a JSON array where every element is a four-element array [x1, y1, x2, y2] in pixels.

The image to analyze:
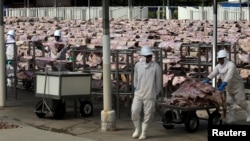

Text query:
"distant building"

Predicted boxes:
[[228, 0, 248, 2], [220, 0, 249, 7]]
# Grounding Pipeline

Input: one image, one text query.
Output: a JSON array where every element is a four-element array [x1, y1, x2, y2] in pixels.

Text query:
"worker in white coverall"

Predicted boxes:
[[48, 30, 68, 60], [6, 30, 16, 87], [132, 46, 162, 140], [203, 49, 250, 124], [6, 30, 16, 64]]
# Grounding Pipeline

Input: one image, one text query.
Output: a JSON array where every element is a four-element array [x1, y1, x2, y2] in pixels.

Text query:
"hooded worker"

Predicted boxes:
[[49, 30, 68, 60], [203, 49, 250, 124], [131, 46, 162, 140], [54, 29, 62, 42]]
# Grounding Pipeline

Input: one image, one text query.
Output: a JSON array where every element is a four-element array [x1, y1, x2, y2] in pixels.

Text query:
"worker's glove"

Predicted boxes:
[[156, 95, 159, 101], [134, 87, 137, 91], [217, 82, 227, 92], [202, 79, 210, 84], [156, 92, 161, 101]]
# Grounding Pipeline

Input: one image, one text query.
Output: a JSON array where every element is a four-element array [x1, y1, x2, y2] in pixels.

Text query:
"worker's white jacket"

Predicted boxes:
[[208, 59, 244, 92], [50, 39, 67, 60], [133, 60, 162, 100], [6, 35, 16, 60]]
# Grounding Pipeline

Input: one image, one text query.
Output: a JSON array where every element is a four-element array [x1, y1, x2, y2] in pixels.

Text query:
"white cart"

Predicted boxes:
[[34, 71, 93, 119]]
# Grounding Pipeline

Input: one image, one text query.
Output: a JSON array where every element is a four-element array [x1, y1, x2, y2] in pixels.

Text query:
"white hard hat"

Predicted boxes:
[[7, 30, 15, 36], [217, 49, 228, 59], [140, 46, 153, 56], [54, 30, 61, 37]]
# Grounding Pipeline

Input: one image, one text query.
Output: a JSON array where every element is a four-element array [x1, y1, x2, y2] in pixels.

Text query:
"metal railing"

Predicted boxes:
[[5, 6, 250, 21], [5, 6, 148, 20]]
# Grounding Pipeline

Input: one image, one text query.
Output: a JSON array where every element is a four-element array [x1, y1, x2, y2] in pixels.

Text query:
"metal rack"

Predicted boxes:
[[5, 40, 47, 99], [71, 47, 163, 118], [178, 42, 237, 81], [17, 41, 46, 90]]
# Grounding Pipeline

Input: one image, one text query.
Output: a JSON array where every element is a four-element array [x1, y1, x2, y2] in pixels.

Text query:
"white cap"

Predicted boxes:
[[7, 30, 15, 36], [217, 49, 228, 59], [54, 30, 61, 37], [140, 46, 153, 56]]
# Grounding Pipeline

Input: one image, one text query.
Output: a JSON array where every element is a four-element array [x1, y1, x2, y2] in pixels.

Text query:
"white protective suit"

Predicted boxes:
[[50, 39, 68, 60], [131, 57, 162, 139], [6, 34, 16, 87], [132, 58, 162, 123], [6, 35, 16, 61], [208, 58, 250, 123]]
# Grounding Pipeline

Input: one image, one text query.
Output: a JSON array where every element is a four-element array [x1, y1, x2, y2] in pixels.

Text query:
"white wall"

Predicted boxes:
[[228, 0, 248, 3]]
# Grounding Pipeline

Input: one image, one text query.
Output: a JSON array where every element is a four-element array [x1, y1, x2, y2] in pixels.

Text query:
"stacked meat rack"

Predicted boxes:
[[6, 41, 45, 93], [179, 42, 237, 79], [162, 41, 238, 98]]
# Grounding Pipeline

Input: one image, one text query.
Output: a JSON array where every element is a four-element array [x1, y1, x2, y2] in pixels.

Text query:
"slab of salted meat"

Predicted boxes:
[[238, 68, 250, 79], [238, 37, 250, 52], [158, 40, 177, 51], [86, 53, 102, 68], [165, 78, 226, 118], [0, 120, 19, 129], [238, 51, 250, 64], [35, 57, 54, 69], [163, 74, 174, 88]]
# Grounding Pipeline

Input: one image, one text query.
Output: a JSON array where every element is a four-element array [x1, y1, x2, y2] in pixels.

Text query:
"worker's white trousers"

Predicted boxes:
[[226, 89, 250, 122], [131, 96, 155, 124]]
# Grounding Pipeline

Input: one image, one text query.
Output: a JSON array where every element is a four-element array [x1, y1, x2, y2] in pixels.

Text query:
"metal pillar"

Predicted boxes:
[[163, 0, 165, 19], [54, 0, 58, 17], [240, 0, 242, 20], [202, 0, 204, 20], [248, 0, 250, 21], [0, 0, 6, 107], [212, 0, 217, 88], [128, 0, 132, 20], [167, 0, 171, 19], [101, 0, 116, 131], [88, 0, 90, 20]]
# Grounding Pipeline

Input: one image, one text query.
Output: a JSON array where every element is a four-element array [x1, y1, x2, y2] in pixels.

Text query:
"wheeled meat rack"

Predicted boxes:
[[156, 102, 223, 133]]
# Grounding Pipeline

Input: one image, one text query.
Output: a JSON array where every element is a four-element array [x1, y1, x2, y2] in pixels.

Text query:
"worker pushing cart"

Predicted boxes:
[[203, 49, 250, 124]]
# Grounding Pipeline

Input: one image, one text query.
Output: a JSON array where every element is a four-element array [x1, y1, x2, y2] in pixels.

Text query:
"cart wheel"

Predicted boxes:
[[162, 110, 175, 129], [80, 101, 93, 117], [53, 100, 66, 120], [180, 111, 188, 121], [184, 112, 199, 133], [208, 111, 222, 125], [34, 100, 46, 118], [23, 81, 32, 89]]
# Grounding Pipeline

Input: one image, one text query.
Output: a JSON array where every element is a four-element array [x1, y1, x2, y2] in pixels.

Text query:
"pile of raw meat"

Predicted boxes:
[[0, 120, 19, 129], [165, 78, 225, 108]]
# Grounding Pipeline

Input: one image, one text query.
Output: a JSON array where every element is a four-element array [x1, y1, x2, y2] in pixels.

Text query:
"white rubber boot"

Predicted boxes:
[[244, 105, 250, 122], [246, 114, 250, 122], [7, 78, 12, 87], [132, 121, 141, 138], [225, 110, 235, 124], [224, 103, 236, 124], [139, 123, 148, 140], [238, 102, 250, 122]]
